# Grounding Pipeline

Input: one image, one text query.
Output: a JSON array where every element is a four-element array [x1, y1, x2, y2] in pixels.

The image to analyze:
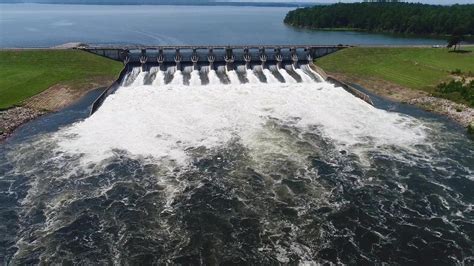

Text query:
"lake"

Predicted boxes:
[[0, 3, 446, 47]]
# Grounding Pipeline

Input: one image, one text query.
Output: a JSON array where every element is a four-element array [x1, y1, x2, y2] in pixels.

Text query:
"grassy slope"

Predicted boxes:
[[317, 47, 474, 92], [0, 50, 123, 109]]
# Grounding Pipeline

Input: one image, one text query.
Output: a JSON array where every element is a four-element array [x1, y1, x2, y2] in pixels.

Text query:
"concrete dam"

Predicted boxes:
[[79, 45, 372, 114], [82, 45, 348, 65]]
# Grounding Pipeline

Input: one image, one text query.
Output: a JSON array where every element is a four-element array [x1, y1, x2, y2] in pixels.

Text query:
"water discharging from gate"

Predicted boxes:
[[1, 63, 473, 265]]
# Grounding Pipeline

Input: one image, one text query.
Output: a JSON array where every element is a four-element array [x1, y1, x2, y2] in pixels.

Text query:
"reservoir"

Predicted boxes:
[[0, 4, 446, 48]]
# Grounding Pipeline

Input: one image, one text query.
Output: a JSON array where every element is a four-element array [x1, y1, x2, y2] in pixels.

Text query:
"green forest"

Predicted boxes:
[[284, 3, 474, 35]]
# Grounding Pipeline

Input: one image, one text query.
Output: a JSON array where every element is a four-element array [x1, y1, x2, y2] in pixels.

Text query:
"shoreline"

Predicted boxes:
[[0, 83, 110, 142], [285, 23, 474, 43], [0, 107, 46, 142], [326, 72, 474, 129]]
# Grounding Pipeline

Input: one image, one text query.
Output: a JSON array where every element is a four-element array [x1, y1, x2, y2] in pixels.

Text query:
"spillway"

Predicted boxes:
[[121, 64, 317, 87], [1, 49, 473, 265]]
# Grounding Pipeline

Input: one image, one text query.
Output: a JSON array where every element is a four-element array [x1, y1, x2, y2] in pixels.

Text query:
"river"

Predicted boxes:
[[0, 64, 473, 264]]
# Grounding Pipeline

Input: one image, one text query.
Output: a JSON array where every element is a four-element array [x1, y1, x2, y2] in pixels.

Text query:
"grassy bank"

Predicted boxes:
[[0, 50, 122, 110], [317, 47, 474, 104]]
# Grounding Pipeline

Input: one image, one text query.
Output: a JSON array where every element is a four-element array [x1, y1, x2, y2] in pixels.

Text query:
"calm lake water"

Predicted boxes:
[[0, 4, 446, 47]]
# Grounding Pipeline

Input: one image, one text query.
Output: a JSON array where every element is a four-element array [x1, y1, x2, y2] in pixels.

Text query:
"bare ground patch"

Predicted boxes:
[[25, 76, 115, 111]]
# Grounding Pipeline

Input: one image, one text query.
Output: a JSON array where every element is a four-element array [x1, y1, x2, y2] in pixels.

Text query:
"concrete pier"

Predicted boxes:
[[78, 44, 350, 65]]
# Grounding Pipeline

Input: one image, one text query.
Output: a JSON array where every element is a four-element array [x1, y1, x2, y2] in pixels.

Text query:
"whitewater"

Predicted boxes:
[[56, 66, 426, 166]]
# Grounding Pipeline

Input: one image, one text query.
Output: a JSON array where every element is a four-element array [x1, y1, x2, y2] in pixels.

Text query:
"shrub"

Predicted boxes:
[[434, 80, 474, 107], [451, 69, 463, 75]]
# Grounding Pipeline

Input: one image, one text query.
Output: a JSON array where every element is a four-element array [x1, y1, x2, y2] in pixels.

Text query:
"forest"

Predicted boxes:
[[284, 3, 474, 35]]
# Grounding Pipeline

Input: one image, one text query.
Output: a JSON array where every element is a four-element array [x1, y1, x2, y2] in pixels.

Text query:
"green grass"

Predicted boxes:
[[317, 47, 474, 92], [0, 50, 123, 109]]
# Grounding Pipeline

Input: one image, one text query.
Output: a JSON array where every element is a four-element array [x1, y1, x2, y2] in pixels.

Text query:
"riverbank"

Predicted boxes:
[[0, 49, 122, 141], [0, 83, 115, 142], [0, 107, 45, 141], [317, 47, 474, 130]]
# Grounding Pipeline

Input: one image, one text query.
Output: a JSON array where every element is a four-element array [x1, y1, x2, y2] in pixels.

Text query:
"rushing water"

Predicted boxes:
[[0, 4, 447, 48], [0, 65, 473, 264]]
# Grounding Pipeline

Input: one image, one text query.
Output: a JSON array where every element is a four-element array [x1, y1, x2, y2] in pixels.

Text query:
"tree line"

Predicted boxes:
[[284, 3, 474, 36]]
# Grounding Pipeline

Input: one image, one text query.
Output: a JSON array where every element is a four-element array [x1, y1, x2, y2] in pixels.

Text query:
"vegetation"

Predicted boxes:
[[434, 80, 474, 107], [468, 122, 474, 136], [447, 28, 466, 51], [284, 3, 474, 36], [0, 50, 122, 110], [317, 47, 474, 105]]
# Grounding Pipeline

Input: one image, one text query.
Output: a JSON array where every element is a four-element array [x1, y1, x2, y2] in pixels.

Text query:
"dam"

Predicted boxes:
[[80, 44, 367, 114], [80, 45, 349, 65]]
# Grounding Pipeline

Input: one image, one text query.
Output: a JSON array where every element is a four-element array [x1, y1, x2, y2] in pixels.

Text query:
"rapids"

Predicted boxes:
[[0, 65, 473, 265]]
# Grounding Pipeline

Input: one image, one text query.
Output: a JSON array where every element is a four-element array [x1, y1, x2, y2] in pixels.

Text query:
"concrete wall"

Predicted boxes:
[[80, 45, 349, 64]]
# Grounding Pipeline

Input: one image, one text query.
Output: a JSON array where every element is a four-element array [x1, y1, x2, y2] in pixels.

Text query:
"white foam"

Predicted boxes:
[[152, 70, 164, 86], [295, 68, 313, 83], [227, 70, 241, 84], [189, 70, 201, 86], [300, 65, 323, 82], [170, 70, 183, 85], [56, 81, 427, 166], [131, 70, 147, 87], [208, 70, 221, 85], [122, 67, 141, 86], [263, 69, 280, 83], [278, 68, 297, 83], [246, 69, 260, 84], [306, 66, 324, 82]]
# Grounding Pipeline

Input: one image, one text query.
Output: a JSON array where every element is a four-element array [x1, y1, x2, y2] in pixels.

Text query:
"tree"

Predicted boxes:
[[447, 35, 462, 51], [447, 27, 466, 51], [284, 3, 474, 36]]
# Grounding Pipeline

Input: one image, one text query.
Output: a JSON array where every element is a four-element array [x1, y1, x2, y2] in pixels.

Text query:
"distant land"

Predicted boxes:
[[0, 0, 317, 7], [285, 2, 474, 36]]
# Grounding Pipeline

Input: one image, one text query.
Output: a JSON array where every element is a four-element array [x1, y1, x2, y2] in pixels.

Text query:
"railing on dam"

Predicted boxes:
[[78, 44, 351, 65]]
